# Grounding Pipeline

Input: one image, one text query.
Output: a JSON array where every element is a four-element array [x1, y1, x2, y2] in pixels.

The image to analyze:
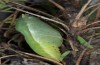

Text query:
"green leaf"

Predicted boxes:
[[15, 14, 63, 62], [77, 35, 93, 48], [60, 50, 70, 61]]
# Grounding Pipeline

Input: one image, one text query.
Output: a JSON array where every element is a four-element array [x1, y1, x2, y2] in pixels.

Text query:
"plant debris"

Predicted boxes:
[[0, 0, 100, 65]]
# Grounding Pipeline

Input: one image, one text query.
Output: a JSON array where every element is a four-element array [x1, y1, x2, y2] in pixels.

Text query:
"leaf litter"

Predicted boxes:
[[0, 0, 100, 65]]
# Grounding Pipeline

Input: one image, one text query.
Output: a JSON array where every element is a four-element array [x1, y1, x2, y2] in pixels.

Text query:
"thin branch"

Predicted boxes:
[[67, 36, 77, 51], [85, 3, 100, 11], [86, 6, 100, 19], [8, 2, 54, 18], [4, 10, 18, 37], [72, 0, 92, 27], [82, 21, 100, 30], [76, 31, 95, 65], [76, 49, 87, 65], [48, 0, 70, 19], [8, 1, 65, 23], [0, 55, 18, 59], [94, 6, 100, 21], [75, 0, 92, 20], [79, 27, 100, 34], [48, 0, 66, 11], [8, 6, 70, 31], [9, 48, 63, 65]]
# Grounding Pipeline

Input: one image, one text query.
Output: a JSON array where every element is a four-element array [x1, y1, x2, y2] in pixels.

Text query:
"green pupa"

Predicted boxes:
[[15, 14, 70, 62]]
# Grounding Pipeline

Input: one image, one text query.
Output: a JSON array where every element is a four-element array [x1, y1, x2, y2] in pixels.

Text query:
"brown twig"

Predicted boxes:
[[0, 55, 18, 59], [76, 31, 95, 65], [8, 48, 63, 65], [76, 5, 100, 28], [1, 59, 10, 65], [67, 36, 78, 51], [72, 0, 92, 27], [8, 1, 64, 23], [85, 3, 100, 11], [75, 0, 92, 20], [8, 2, 53, 18], [86, 5, 100, 19], [48, 0, 70, 19], [48, 0, 66, 12], [69, 0, 80, 8], [79, 26, 100, 34], [0, 14, 13, 32], [76, 49, 87, 65], [81, 21, 100, 30], [73, 5, 100, 28], [4, 10, 18, 37], [8, 6, 70, 31], [94, 6, 100, 21]]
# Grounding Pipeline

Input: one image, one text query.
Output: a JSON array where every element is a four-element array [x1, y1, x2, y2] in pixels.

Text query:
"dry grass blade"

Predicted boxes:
[[86, 5, 100, 20], [79, 26, 100, 34], [0, 55, 18, 59], [82, 21, 100, 30], [67, 37, 77, 51], [72, 0, 92, 27], [85, 3, 100, 11], [75, 0, 92, 20]]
